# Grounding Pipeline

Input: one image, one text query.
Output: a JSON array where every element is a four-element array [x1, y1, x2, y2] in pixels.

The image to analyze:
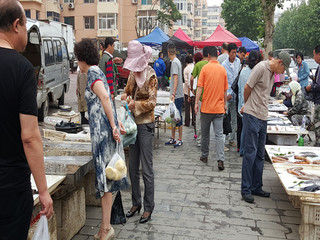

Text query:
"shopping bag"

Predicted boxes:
[[223, 112, 232, 135], [162, 102, 181, 126], [105, 142, 127, 181], [121, 104, 137, 148], [32, 215, 49, 240], [110, 191, 126, 225]]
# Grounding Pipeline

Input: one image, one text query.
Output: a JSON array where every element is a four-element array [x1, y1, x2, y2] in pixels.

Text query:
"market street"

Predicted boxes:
[[64, 73, 304, 240]]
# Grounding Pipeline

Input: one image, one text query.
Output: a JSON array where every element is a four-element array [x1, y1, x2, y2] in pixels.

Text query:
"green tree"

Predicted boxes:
[[273, 0, 320, 56], [135, 0, 181, 38], [221, 0, 264, 41]]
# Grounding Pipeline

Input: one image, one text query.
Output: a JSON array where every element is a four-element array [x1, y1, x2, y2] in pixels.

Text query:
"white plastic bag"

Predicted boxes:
[[162, 102, 181, 126], [121, 104, 137, 148], [32, 215, 49, 240], [105, 142, 127, 181]]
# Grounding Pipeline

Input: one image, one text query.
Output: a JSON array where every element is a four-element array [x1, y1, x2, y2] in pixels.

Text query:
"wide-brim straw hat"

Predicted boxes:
[[123, 40, 152, 72]]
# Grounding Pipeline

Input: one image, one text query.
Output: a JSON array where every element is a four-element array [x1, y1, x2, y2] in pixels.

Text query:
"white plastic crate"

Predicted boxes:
[[301, 201, 320, 226], [268, 134, 296, 146], [299, 224, 320, 240]]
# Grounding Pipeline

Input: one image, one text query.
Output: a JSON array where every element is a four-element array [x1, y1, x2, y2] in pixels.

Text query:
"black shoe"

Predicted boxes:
[[252, 190, 270, 198], [241, 193, 254, 203], [126, 205, 141, 218], [139, 212, 152, 224], [200, 156, 208, 163], [217, 160, 224, 170]]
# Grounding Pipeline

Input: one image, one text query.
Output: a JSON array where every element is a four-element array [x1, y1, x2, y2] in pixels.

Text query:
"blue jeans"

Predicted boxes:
[[241, 113, 267, 194], [174, 97, 183, 127]]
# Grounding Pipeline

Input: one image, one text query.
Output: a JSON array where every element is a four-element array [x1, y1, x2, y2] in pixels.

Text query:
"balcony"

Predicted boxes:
[[20, 0, 43, 3], [97, 29, 118, 38]]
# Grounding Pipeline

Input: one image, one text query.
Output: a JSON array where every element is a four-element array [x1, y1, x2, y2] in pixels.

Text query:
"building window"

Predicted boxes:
[[84, 0, 94, 2], [25, 10, 31, 18], [202, 19, 207, 26], [98, 13, 116, 29], [138, 16, 156, 30], [141, 0, 152, 4], [64, 16, 75, 29], [175, 1, 186, 11], [47, 12, 60, 21], [84, 16, 95, 29], [36, 11, 40, 20], [99, 0, 117, 2], [64, 0, 74, 3]]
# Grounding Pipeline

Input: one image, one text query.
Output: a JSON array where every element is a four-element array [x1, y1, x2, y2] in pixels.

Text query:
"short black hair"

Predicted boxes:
[[296, 52, 304, 60], [228, 43, 237, 52], [315, 45, 320, 54], [167, 43, 176, 55], [0, 0, 25, 32], [248, 50, 263, 69], [222, 42, 228, 50], [203, 46, 210, 58], [207, 46, 218, 57], [105, 37, 115, 48], [185, 55, 193, 64], [238, 46, 247, 54], [74, 38, 99, 65], [158, 52, 163, 58], [268, 51, 273, 57]]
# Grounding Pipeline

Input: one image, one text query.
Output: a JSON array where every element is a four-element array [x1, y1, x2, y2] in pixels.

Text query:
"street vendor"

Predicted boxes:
[[283, 81, 310, 127]]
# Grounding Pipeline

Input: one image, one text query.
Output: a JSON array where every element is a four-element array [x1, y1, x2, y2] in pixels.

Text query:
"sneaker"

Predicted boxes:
[[224, 146, 229, 151], [229, 141, 237, 147], [174, 139, 183, 148], [197, 142, 201, 147], [200, 156, 208, 163], [165, 138, 176, 145]]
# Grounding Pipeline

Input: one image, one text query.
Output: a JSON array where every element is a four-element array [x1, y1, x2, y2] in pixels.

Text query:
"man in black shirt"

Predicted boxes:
[[0, 0, 53, 238]]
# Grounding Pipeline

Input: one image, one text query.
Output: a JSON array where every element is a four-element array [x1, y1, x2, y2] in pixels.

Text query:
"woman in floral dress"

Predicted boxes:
[[74, 39, 128, 240]]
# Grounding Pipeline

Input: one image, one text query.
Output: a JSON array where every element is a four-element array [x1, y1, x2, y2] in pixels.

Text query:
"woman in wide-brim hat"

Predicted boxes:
[[121, 40, 157, 224]]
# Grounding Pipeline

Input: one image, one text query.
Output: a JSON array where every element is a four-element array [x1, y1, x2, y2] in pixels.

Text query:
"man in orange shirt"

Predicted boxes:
[[195, 46, 228, 170]]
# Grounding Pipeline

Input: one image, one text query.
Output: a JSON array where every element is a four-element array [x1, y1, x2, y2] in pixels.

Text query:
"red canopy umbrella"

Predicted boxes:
[[173, 28, 194, 46], [194, 25, 241, 48]]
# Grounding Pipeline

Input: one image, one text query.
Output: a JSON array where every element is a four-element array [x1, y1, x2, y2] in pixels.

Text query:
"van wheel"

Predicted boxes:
[[38, 96, 49, 122], [58, 89, 65, 106]]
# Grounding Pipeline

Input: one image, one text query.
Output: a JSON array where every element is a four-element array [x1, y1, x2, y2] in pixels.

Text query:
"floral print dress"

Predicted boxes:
[[85, 65, 129, 199]]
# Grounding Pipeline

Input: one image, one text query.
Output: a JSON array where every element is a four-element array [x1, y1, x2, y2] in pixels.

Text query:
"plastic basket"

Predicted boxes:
[[289, 195, 301, 209], [301, 201, 320, 226], [299, 224, 320, 240]]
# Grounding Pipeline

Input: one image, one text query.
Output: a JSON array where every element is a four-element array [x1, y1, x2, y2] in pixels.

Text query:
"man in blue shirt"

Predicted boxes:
[[154, 52, 166, 90], [222, 43, 241, 147]]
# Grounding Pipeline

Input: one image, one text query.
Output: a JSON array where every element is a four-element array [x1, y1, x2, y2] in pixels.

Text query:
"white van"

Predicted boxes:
[[23, 19, 70, 121]]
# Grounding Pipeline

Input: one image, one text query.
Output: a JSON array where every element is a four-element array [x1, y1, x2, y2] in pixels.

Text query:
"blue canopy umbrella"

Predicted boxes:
[[136, 27, 169, 47], [238, 37, 260, 52]]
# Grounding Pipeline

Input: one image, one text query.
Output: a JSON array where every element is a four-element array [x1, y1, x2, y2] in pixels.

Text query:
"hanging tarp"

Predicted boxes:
[[238, 37, 260, 52], [194, 25, 241, 48], [136, 27, 169, 47]]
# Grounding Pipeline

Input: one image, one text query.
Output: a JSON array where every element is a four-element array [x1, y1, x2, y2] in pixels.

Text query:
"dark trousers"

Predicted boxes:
[[241, 113, 267, 194], [129, 123, 155, 212], [237, 113, 243, 150], [0, 188, 33, 240], [184, 94, 195, 127]]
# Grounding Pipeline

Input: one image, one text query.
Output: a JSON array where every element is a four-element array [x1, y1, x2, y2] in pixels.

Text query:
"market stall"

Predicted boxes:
[[265, 145, 320, 239]]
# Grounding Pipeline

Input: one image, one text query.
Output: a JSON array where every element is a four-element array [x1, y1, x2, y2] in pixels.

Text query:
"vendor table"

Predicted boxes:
[[268, 103, 288, 112], [265, 145, 320, 239]]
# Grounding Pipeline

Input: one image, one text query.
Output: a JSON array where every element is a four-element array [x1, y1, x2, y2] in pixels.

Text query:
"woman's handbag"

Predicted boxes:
[[110, 191, 126, 225]]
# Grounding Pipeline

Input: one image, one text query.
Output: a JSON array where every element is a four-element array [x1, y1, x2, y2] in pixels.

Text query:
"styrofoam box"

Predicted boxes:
[[299, 224, 320, 240], [301, 201, 320, 226], [289, 195, 301, 209], [268, 134, 296, 146]]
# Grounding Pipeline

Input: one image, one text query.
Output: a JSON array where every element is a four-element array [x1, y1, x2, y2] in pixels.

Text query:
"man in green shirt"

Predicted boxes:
[[190, 47, 209, 147]]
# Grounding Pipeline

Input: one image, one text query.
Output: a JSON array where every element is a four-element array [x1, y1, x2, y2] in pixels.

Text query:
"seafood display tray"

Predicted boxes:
[[266, 145, 320, 198]]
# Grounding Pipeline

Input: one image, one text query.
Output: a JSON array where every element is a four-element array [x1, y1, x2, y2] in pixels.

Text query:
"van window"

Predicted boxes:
[[61, 40, 68, 60], [44, 40, 54, 65], [54, 40, 63, 63]]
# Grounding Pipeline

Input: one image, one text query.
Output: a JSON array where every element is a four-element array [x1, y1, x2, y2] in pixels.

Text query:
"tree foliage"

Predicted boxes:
[[221, 0, 264, 41], [273, 0, 320, 56], [135, 0, 181, 38]]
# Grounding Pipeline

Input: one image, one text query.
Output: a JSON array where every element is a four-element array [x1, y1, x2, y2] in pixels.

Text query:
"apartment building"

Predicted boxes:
[[20, 0, 224, 47]]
